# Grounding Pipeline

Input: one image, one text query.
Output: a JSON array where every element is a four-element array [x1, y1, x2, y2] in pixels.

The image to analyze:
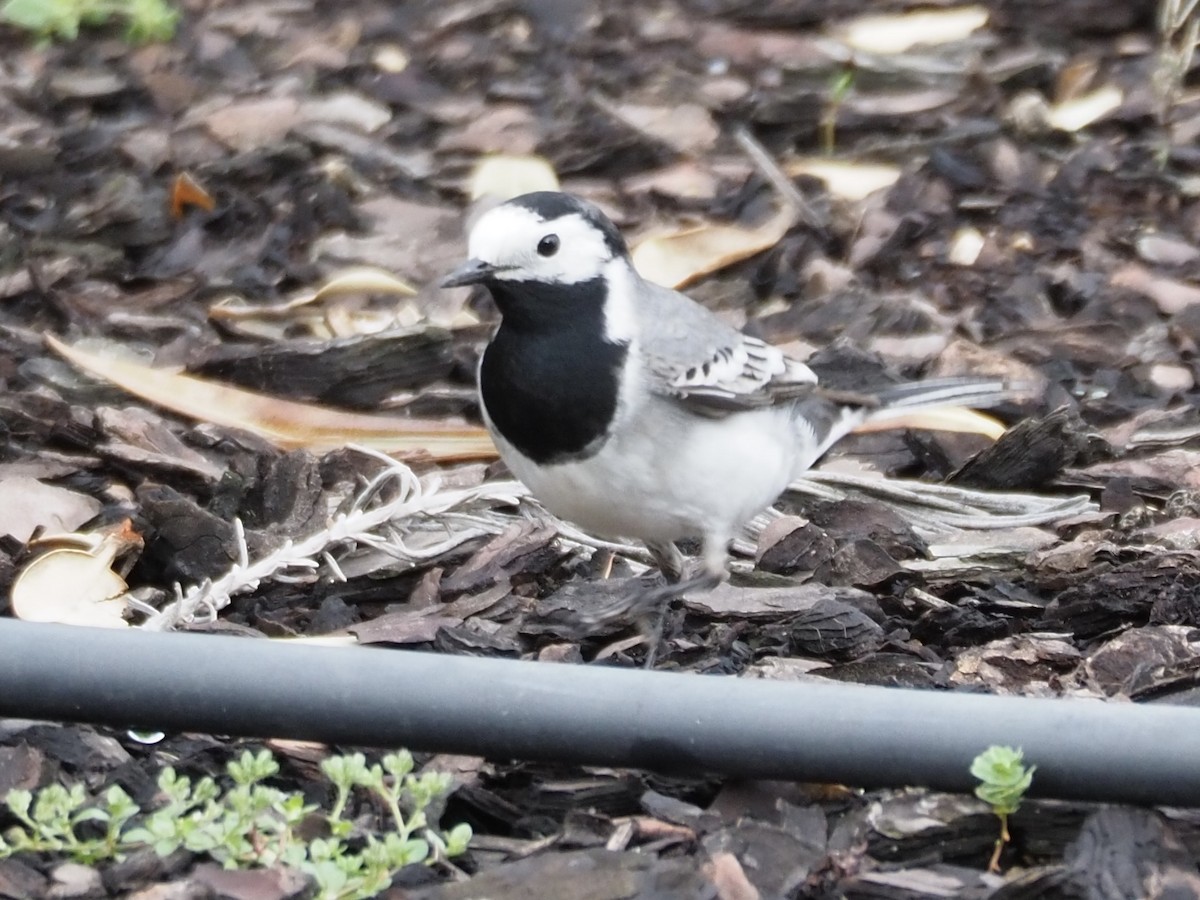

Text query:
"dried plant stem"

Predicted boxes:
[[141, 453, 524, 631]]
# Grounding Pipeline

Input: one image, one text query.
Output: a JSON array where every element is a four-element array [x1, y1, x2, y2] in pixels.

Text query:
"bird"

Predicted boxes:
[[441, 191, 1021, 628]]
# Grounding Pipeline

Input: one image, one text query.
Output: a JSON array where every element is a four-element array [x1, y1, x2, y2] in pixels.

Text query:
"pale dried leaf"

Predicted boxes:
[[1136, 232, 1200, 266], [853, 407, 1007, 440], [372, 45, 409, 73], [209, 268, 416, 339], [947, 226, 985, 266], [786, 158, 901, 201], [1044, 84, 1123, 132], [631, 207, 792, 289], [469, 154, 560, 201], [46, 335, 497, 459], [11, 542, 128, 629], [1111, 263, 1200, 314], [310, 267, 417, 300], [300, 92, 391, 132], [832, 5, 989, 55]]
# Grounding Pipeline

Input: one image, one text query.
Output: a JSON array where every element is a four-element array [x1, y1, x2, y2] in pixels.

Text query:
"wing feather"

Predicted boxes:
[[632, 279, 817, 415]]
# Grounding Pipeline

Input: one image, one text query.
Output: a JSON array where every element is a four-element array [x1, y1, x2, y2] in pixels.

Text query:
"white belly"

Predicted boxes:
[[490, 397, 800, 544]]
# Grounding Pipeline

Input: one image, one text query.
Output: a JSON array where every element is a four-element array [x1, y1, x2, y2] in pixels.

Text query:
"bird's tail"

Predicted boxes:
[[793, 376, 1030, 472], [869, 376, 1025, 416]]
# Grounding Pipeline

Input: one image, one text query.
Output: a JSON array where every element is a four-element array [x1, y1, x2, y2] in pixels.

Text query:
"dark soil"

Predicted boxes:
[[3, 0, 1200, 896]]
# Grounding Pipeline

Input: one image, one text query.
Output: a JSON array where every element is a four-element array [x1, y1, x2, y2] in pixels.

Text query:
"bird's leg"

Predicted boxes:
[[637, 538, 728, 669], [647, 540, 686, 584], [568, 538, 728, 667]]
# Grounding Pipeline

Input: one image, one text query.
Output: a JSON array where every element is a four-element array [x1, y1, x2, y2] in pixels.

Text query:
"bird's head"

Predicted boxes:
[[441, 192, 630, 289]]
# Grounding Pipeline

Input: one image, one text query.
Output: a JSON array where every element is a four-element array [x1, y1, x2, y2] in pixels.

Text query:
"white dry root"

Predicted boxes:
[[140, 448, 525, 631], [140, 446, 1097, 630]]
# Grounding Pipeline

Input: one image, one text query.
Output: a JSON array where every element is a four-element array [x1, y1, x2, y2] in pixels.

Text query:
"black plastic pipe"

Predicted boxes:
[[0, 620, 1197, 806]]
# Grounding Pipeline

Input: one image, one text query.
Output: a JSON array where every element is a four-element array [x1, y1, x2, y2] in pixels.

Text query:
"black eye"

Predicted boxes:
[[537, 234, 560, 257]]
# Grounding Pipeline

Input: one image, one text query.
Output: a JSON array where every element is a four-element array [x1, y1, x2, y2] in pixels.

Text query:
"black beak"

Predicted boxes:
[[439, 258, 500, 288]]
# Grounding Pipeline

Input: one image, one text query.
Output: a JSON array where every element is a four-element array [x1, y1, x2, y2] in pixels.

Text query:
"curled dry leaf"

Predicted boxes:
[[11, 530, 138, 628], [831, 5, 989, 55], [786, 158, 901, 201], [46, 335, 497, 460], [210, 267, 418, 339], [631, 207, 793, 289]]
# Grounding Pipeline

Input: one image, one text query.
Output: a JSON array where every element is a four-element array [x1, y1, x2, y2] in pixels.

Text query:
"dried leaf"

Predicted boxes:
[[209, 268, 418, 341], [1111, 263, 1200, 315], [832, 6, 989, 55], [854, 407, 1008, 440], [786, 158, 901, 201], [11, 533, 130, 628], [169, 172, 215, 219], [631, 207, 792, 289], [301, 91, 392, 132], [46, 335, 497, 460], [1044, 84, 1123, 132], [948, 226, 985, 266], [469, 154, 559, 201]]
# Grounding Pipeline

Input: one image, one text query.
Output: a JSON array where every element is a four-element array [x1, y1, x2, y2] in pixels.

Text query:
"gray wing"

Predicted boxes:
[[634, 279, 818, 415]]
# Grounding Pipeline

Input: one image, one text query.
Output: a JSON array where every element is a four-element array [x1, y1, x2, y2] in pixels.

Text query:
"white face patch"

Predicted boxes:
[[600, 258, 638, 344], [467, 204, 616, 285]]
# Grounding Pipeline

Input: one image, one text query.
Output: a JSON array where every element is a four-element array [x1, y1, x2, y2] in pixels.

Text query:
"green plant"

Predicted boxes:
[[970, 745, 1035, 873], [0, 0, 177, 43], [819, 68, 856, 155], [0, 748, 471, 900]]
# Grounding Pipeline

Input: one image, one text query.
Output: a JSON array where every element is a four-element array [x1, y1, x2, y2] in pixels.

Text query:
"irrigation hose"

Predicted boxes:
[[0, 620, 1197, 806]]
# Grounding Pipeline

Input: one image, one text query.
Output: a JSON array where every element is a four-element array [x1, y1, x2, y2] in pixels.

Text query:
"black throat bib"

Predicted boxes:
[[479, 277, 629, 465]]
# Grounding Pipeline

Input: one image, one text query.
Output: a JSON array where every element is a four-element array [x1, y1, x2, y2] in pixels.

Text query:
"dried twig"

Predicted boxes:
[[732, 125, 826, 230]]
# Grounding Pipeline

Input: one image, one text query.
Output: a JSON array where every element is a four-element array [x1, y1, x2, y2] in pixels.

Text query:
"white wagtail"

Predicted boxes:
[[442, 192, 1021, 614]]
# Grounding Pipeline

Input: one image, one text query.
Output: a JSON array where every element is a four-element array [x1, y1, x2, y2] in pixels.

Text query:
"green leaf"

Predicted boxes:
[[124, 0, 176, 41], [0, 0, 77, 39], [971, 745, 1036, 816], [5, 790, 32, 820], [443, 822, 472, 857], [322, 751, 370, 788], [228, 749, 278, 786], [308, 859, 349, 894], [0, 0, 178, 43], [382, 751, 414, 780]]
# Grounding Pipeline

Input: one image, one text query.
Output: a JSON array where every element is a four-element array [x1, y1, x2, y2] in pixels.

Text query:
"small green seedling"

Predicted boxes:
[[970, 745, 1035, 873], [0, 0, 177, 43], [0, 748, 471, 900], [819, 67, 856, 155]]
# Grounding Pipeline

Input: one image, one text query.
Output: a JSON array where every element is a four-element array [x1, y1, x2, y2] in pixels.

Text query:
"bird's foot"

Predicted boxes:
[[571, 571, 722, 668]]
